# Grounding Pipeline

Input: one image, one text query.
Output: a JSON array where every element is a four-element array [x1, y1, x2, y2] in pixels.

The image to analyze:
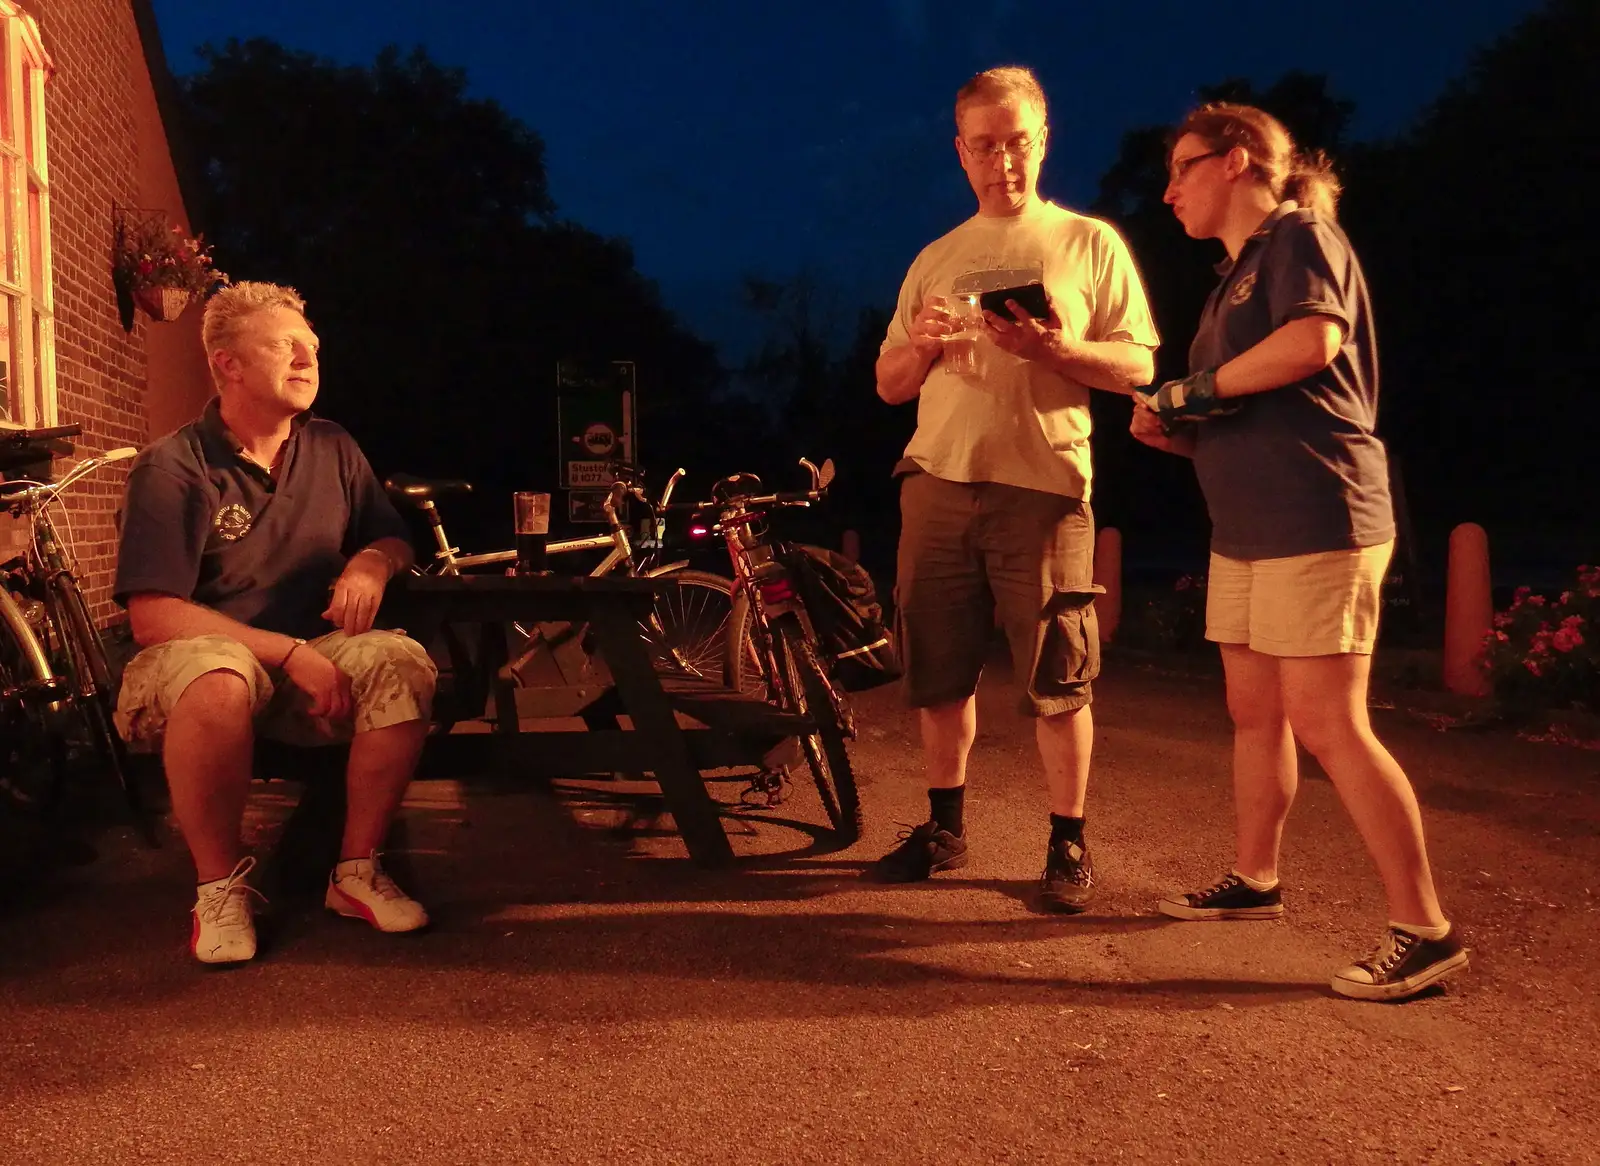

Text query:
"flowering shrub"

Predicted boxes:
[[1479, 565, 1599, 716], [113, 217, 227, 296]]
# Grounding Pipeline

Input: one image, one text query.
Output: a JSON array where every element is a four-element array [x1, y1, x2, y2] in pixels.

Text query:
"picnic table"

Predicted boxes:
[[379, 573, 807, 867]]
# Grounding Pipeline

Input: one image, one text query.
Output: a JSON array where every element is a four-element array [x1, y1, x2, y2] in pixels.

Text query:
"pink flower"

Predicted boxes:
[[1528, 595, 1546, 607], [1526, 657, 1545, 677], [1553, 627, 1584, 653], [1494, 612, 1513, 629], [1561, 614, 1586, 631]]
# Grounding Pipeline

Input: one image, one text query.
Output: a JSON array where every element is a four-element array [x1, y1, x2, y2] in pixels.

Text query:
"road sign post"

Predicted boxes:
[[557, 360, 636, 523]]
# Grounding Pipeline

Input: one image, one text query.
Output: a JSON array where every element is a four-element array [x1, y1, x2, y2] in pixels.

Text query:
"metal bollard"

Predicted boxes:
[[1093, 527, 1122, 644], [1443, 522, 1492, 696]]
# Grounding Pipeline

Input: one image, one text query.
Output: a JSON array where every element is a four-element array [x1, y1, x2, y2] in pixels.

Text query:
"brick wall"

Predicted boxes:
[[0, 0, 209, 624]]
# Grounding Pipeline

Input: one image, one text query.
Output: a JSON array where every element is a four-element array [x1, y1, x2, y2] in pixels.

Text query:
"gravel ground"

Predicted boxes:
[[2, 650, 1597, 1165]]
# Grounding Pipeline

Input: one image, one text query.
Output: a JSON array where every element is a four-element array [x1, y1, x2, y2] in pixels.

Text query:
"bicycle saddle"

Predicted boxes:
[[383, 473, 473, 503]]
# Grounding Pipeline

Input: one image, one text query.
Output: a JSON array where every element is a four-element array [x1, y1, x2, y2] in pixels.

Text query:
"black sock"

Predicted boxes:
[[928, 786, 965, 836], [1049, 814, 1085, 847]]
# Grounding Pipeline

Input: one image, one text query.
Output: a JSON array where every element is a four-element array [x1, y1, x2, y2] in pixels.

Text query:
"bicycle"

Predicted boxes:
[[673, 458, 863, 841], [384, 464, 751, 713], [1, 425, 150, 841]]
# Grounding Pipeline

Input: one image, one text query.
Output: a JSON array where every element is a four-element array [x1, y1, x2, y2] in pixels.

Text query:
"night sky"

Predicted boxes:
[[150, 0, 1542, 362]]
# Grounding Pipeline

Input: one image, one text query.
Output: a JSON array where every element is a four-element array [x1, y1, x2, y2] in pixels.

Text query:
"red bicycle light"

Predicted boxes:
[[690, 525, 710, 538]]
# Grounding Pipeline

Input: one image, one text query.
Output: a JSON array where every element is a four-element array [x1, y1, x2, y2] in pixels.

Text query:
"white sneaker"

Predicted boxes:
[[192, 857, 266, 965], [325, 851, 429, 933]]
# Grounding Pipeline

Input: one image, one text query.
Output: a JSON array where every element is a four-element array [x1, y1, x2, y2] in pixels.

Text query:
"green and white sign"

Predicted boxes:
[[556, 360, 636, 522]]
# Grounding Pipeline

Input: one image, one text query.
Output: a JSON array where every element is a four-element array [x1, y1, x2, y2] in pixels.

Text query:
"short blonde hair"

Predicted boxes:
[[955, 66, 1048, 127], [202, 281, 309, 382]]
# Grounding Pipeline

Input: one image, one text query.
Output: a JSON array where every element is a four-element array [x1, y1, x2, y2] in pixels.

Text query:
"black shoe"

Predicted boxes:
[[1039, 838, 1095, 913], [1331, 926, 1470, 1001], [869, 821, 968, 883], [1159, 872, 1285, 921]]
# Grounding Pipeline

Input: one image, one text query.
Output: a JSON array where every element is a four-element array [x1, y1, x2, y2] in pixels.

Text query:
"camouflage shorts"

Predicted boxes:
[[114, 630, 438, 753]]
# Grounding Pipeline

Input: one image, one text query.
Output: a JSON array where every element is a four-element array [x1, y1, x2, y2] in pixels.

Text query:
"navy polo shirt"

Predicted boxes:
[[1189, 202, 1394, 560], [114, 398, 411, 638]]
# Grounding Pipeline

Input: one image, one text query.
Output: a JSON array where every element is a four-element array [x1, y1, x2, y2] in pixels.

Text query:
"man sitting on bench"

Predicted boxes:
[[114, 280, 437, 965]]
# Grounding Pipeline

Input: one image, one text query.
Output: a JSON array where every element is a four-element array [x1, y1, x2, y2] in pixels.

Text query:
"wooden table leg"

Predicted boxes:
[[477, 622, 519, 734], [586, 603, 735, 867]]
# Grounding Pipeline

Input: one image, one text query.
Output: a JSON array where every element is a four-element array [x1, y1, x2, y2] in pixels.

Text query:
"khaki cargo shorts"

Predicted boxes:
[[114, 630, 438, 752], [895, 467, 1102, 717], [1205, 540, 1395, 657]]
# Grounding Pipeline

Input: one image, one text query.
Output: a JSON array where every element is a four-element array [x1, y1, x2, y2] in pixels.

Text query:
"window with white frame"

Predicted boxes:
[[0, 1, 51, 429]]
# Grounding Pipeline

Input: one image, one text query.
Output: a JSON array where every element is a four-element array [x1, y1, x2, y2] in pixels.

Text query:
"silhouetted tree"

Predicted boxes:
[[1343, 0, 1598, 558], [180, 39, 722, 545], [733, 275, 912, 571]]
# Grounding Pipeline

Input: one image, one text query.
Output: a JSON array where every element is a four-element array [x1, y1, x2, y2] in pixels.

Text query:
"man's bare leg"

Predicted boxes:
[[1037, 703, 1091, 817], [1037, 702, 1096, 911], [919, 695, 977, 789], [338, 720, 427, 859], [868, 696, 976, 881], [163, 670, 256, 883], [325, 718, 431, 933]]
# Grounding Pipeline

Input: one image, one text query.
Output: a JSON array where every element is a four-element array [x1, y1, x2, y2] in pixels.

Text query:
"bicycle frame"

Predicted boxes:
[[2, 445, 139, 697], [418, 467, 690, 581], [690, 458, 836, 691], [2, 437, 152, 841]]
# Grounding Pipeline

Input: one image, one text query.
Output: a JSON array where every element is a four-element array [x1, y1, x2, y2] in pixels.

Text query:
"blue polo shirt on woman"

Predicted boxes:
[[114, 398, 410, 639], [1189, 201, 1395, 560]]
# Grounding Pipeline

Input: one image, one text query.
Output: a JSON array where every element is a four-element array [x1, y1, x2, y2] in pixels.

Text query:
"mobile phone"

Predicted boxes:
[[979, 282, 1051, 322]]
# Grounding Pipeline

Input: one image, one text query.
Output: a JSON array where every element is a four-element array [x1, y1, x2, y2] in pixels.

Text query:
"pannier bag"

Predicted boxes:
[[784, 543, 903, 692]]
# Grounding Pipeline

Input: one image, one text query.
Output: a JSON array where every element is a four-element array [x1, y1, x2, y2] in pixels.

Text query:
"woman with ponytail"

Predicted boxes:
[[1132, 102, 1467, 1001]]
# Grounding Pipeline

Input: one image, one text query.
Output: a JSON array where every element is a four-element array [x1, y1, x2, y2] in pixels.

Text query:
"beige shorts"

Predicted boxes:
[[1205, 541, 1395, 657], [115, 630, 438, 752]]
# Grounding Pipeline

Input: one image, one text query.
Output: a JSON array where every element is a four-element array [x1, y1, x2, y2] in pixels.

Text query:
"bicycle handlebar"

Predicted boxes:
[[663, 489, 821, 514], [2, 446, 138, 501], [0, 424, 81, 444]]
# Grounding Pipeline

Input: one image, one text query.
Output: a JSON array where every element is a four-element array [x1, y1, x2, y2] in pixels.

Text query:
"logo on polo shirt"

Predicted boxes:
[[1229, 272, 1257, 306], [215, 503, 254, 542]]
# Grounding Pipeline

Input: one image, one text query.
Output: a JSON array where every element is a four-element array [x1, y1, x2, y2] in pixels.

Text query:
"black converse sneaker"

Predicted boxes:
[[1159, 872, 1285, 921], [1039, 838, 1095, 913], [1332, 926, 1469, 1001], [869, 821, 969, 883]]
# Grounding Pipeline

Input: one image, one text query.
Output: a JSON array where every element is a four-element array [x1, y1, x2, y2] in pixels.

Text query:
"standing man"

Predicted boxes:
[[114, 281, 438, 964], [871, 67, 1159, 910]]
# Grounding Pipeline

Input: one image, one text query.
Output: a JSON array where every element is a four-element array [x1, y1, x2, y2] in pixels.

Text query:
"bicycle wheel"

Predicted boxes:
[[771, 613, 861, 842], [647, 569, 762, 695], [721, 585, 765, 697], [47, 576, 148, 834], [0, 588, 65, 814]]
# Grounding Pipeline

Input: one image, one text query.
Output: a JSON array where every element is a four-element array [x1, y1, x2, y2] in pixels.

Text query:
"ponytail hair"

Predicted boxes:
[[1281, 148, 1342, 220], [1173, 102, 1343, 220]]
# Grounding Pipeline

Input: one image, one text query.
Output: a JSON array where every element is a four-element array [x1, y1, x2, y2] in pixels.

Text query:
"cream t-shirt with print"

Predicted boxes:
[[882, 200, 1159, 501]]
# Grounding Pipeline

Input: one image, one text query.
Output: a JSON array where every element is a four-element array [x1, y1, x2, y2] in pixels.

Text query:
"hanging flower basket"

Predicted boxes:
[[111, 206, 228, 330], [133, 285, 194, 322]]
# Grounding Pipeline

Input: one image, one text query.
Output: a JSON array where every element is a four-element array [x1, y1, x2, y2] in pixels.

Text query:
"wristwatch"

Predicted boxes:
[[355, 546, 399, 577], [280, 637, 308, 668]]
